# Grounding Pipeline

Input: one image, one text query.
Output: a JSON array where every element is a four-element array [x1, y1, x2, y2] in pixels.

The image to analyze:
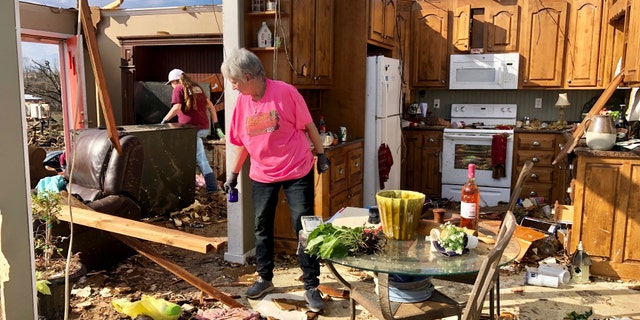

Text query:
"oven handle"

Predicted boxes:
[[443, 133, 513, 141]]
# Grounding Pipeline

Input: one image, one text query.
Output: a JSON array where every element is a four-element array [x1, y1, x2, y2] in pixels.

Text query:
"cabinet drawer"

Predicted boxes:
[[329, 184, 363, 215], [422, 132, 442, 147], [516, 134, 557, 150], [515, 166, 554, 184], [348, 148, 363, 186], [516, 150, 555, 166], [519, 183, 552, 201], [329, 152, 348, 194]]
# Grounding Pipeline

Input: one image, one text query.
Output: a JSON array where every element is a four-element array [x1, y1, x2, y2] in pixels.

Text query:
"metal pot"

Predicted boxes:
[[585, 115, 616, 150]]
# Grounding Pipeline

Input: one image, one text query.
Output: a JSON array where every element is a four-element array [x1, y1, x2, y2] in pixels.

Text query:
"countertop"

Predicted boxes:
[[575, 146, 640, 159]]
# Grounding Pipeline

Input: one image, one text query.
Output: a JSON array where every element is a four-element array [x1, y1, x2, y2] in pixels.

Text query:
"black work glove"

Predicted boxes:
[[317, 154, 330, 174], [223, 172, 239, 193]]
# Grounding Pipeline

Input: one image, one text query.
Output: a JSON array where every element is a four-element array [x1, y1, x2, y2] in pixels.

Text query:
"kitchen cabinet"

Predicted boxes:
[[411, 0, 449, 88], [512, 132, 569, 205], [291, 0, 334, 87], [625, 0, 640, 83], [571, 149, 640, 280], [401, 129, 442, 197], [244, 0, 293, 83], [451, 2, 519, 53], [273, 139, 364, 254], [565, 0, 604, 87], [520, 0, 568, 88], [369, 0, 397, 49]]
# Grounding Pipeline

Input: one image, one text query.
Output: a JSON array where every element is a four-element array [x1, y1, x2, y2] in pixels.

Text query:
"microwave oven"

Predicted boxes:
[[449, 53, 520, 90]]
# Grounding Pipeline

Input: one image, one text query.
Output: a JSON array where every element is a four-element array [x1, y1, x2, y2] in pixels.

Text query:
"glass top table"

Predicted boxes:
[[325, 234, 520, 277]]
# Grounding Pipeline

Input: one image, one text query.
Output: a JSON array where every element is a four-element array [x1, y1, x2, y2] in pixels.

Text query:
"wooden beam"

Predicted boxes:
[[113, 234, 243, 309], [58, 204, 227, 253], [552, 72, 625, 165], [79, 0, 122, 154]]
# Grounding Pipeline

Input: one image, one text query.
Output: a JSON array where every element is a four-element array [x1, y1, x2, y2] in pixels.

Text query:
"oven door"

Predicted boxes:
[[441, 130, 513, 188]]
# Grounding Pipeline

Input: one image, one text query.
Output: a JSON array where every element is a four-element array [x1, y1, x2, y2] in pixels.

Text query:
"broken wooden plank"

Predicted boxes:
[[552, 72, 624, 165], [59, 204, 226, 253], [113, 234, 243, 309], [79, 0, 121, 154], [513, 225, 547, 262]]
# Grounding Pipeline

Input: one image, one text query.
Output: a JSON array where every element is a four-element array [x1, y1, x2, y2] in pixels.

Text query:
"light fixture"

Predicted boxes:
[[555, 93, 571, 126]]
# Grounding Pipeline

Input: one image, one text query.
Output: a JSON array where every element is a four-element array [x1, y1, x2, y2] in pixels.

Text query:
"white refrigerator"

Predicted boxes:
[[363, 56, 403, 207]]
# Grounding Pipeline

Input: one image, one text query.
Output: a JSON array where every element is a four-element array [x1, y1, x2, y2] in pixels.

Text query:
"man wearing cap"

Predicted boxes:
[[161, 68, 223, 193]]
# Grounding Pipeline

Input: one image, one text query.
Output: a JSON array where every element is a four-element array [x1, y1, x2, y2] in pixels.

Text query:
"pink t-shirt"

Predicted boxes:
[[171, 84, 210, 130], [229, 79, 314, 183]]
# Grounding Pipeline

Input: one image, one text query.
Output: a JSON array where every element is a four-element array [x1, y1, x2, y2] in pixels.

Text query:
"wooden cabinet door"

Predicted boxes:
[[369, 0, 397, 48], [411, 1, 449, 87], [485, 4, 519, 52], [452, 4, 470, 52], [572, 156, 640, 280], [292, 0, 333, 87], [626, 0, 640, 83], [565, 0, 603, 87], [520, 0, 568, 87], [401, 130, 441, 197]]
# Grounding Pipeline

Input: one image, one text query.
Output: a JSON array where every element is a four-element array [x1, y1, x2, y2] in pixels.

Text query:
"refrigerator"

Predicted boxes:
[[363, 56, 403, 207]]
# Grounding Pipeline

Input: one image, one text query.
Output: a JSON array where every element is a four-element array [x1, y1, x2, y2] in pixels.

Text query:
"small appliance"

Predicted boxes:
[[449, 53, 520, 90]]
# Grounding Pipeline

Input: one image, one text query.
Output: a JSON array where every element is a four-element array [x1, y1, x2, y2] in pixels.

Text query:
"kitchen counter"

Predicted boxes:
[[574, 146, 640, 158], [402, 125, 445, 131], [514, 126, 574, 134]]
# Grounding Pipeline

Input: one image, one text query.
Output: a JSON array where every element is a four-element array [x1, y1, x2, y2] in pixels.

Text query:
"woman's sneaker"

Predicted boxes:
[[245, 277, 274, 299], [304, 287, 325, 312]]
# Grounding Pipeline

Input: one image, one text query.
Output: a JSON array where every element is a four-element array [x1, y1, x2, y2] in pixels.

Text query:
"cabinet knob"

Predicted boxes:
[[531, 157, 539, 163], [530, 173, 538, 179], [529, 191, 537, 196], [428, 138, 435, 143], [532, 141, 541, 146], [559, 143, 564, 150], [339, 168, 344, 175], [354, 162, 360, 168]]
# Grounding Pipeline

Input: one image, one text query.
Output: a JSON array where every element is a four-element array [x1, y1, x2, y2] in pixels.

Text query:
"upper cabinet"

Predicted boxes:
[[369, 0, 397, 49], [625, 0, 640, 83], [292, 0, 334, 88], [520, 0, 568, 88], [243, 0, 333, 89], [411, 0, 449, 88], [565, 0, 604, 87], [451, 2, 519, 53]]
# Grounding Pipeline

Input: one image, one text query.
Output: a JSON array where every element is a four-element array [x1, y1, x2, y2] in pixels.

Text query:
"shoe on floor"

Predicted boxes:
[[245, 277, 274, 299], [304, 287, 325, 312]]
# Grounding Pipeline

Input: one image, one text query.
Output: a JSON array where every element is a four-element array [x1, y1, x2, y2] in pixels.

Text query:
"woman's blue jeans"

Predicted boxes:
[[196, 129, 213, 176], [251, 169, 320, 289]]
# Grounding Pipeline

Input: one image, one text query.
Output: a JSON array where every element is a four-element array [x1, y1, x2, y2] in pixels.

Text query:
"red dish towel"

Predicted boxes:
[[378, 143, 393, 189], [492, 134, 508, 179]]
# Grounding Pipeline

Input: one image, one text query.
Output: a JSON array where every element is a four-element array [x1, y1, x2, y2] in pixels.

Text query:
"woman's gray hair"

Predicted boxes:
[[221, 48, 265, 82]]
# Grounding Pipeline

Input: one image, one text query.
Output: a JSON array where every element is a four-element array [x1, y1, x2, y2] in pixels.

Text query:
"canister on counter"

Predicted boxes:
[[339, 126, 347, 142]]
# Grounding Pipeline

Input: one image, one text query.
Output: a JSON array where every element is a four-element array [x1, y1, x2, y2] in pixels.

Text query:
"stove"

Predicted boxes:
[[441, 104, 517, 206]]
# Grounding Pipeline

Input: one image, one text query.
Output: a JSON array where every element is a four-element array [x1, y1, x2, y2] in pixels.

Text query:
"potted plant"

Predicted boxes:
[[31, 190, 84, 320]]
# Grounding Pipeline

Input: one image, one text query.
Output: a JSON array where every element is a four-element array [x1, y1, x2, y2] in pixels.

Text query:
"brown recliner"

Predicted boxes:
[[59, 128, 145, 271]]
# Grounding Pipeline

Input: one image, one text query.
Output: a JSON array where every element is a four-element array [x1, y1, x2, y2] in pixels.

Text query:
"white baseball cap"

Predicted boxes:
[[166, 68, 184, 84]]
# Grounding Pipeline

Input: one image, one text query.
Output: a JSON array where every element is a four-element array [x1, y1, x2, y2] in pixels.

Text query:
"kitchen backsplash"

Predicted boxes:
[[416, 89, 631, 123]]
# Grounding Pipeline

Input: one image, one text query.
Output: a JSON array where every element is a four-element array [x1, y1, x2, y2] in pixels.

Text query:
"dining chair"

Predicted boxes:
[[348, 210, 518, 320]]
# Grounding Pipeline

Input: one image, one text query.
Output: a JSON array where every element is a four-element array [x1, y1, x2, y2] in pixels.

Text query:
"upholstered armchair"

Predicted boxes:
[[58, 128, 145, 270]]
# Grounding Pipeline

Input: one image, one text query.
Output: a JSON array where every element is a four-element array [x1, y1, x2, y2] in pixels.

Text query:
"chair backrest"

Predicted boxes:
[[462, 210, 517, 320]]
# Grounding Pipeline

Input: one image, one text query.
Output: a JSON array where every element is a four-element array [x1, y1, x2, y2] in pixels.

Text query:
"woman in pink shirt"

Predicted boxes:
[[221, 48, 330, 312]]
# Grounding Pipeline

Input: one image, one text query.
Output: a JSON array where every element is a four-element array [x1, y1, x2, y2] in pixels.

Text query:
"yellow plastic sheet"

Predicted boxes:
[[112, 294, 181, 320]]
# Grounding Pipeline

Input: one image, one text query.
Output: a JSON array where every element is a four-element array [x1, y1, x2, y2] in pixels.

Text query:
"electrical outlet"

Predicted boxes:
[[434, 99, 440, 109], [535, 98, 542, 109]]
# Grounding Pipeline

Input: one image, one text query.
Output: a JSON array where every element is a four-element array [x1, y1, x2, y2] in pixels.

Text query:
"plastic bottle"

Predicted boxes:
[[257, 22, 272, 48], [460, 163, 479, 230], [318, 116, 327, 134]]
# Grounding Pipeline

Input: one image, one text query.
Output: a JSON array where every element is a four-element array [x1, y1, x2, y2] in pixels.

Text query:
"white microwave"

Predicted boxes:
[[449, 53, 520, 90]]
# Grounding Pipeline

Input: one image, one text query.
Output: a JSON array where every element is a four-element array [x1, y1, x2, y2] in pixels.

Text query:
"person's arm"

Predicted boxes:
[[223, 145, 248, 192], [161, 104, 181, 123], [206, 98, 219, 124], [305, 122, 324, 155], [230, 145, 249, 175]]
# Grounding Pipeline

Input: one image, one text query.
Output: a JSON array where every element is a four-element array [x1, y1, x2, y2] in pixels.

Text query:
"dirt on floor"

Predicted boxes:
[[61, 194, 640, 320]]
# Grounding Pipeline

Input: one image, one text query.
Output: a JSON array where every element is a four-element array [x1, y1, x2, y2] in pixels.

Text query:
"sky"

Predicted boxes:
[[21, 0, 222, 68]]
